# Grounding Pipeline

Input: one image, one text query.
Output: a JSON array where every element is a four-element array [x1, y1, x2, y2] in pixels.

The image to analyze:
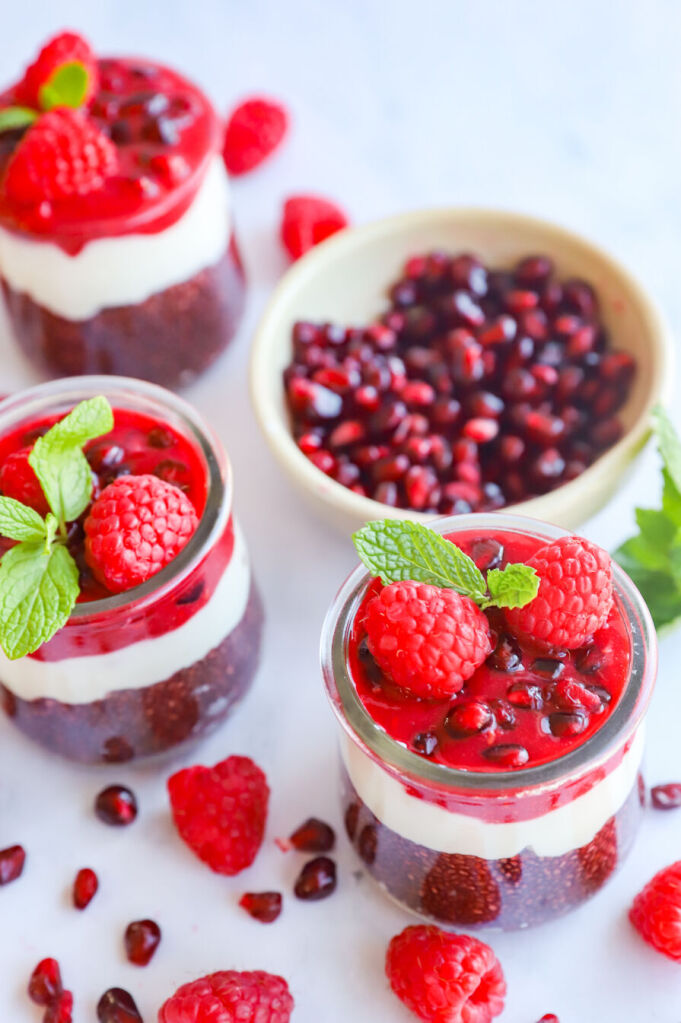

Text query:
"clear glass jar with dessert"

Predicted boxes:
[[321, 513, 656, 930], [0, 32, 245, 388], [0, 376, 263, 764]]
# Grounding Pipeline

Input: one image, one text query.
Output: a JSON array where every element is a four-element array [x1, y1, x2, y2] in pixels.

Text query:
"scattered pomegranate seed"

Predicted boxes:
[[28, 958, 63, 1006], [538, 1016, 559, 1023], [124, 919, 162, 966], [239, 891, 283, 923], [651, 783, 681, 810], [293, 856, 337, 901], [45, 991, 73, 1023], [95, 785, 138, 826], [73, 867, 99, 909], [97, 987, 143, 1023], [289, 817, 336, 853], [0, 843, 26, 885]]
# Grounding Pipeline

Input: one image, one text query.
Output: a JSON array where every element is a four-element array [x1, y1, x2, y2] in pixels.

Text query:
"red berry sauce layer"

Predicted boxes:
[[0, 58, 221, 252], [284, 252, 636, 513], [349, 530, 631, 771]]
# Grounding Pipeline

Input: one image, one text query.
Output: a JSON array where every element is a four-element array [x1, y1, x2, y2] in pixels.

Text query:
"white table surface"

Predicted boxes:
[[1, 2, 681, 1021]]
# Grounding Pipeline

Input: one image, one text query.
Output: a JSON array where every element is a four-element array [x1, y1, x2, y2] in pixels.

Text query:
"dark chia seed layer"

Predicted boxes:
[[0, 581, 263, 764], [341, 764, 643, 930], [1, 237, 246, 389]]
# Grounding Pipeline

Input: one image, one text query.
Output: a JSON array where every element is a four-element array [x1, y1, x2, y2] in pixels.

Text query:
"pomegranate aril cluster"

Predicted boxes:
[[284, 252, 635, 512]]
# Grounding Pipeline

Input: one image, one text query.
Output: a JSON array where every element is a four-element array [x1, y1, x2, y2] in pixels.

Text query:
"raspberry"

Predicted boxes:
[[158, 970, 293, 1023], [630, 860, 681, 961], [84, 474, 198, 594], [281, 194, 348, 260], [386, 925, 506, 1023], [5, 108, 118, 204], [577, 817, 617, 894], [168, 755, 269, 876], [504, 536, 613, 649], [15, 31, 98, 109], [421, 853, 501, 926], [223, 97, 288, 175], [364, 581, 491, 698], [0, 446, 49, 515]]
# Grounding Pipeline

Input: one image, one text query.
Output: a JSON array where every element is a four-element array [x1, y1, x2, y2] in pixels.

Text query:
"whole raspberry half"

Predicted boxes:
[[168, 755, 269, 876], [4, 108, 118, 204], [0, 446, 49, 515], [223, 97, 289, 175], [630, 860, 681, 961], [158, 970, 293, 1023], [84, 474, 198, 594], [386, 925, 506, 1023], [281, 194, 348, 260], [504, 535, 613, 649], [364, 580, 491, 698], [15, 30, 99, 109]]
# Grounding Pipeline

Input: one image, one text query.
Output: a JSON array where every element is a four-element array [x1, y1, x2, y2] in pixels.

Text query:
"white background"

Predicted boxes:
[[1, 2, 681, 1021]]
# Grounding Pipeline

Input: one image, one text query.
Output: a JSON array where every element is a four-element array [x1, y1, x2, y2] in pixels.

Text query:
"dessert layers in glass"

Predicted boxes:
[[322, 514, 656, 929], [0, 377, 262, 763]]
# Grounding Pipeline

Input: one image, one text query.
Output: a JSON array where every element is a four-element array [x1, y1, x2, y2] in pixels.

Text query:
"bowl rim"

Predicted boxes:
[[250, 205, 674, 525]]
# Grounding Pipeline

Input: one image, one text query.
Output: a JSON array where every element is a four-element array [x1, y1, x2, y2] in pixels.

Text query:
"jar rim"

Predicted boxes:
[[0, 375, 230, 619], [320, 511, 658, 792]]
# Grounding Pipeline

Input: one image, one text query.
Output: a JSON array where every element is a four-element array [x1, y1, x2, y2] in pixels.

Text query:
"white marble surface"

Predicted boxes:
[[1, 2, 681, 1021]]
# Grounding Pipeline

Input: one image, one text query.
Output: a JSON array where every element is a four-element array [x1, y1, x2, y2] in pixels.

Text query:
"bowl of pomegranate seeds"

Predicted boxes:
[[251, 208, 672, 530]]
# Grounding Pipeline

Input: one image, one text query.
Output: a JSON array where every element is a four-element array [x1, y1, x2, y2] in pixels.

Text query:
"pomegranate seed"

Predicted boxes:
[[73, 867, 99, 909], [405, 465, 438, 509], [308, 449, 336, 474], [532, 658, 565, 680], [564, 278, 597, 318], [97, 988, 143, 1023], [45, 991, 73, 1023], [413, 732, 439, 755], [0, 844, 25, 884], [470, 537, 504, 571], [538, 1016, 560, 1023], [293, 856, 337, 901], [289, 817, 336, 853], [554, 679, 602, 713], [94, 785, 137, 827], [488, 634, 522, 672], [515, 255, 554, 285], [483, 744, 529, 768], [450, 254, 487, 294], [547, 711, 589, 737], [374, 481, 398, 506], [124, 919, 161, 966], [500, 435, 525, 463], [505, 288, 539, 312], [445, 701, 493, 736], [490, 699, 517, 730], [402, 380, 436, 407], [507, 682, 544, 710], [239, 891, 283, 923], [463, 417, 499, 443], [478, 314, 516, 345], [651, 783, 681, 810], [567, 324, 598, 356], [469, 391, 504, 418], [28, 958, 62, 1006], [404, 255, 427, 278], [328, 420, 365, 448]]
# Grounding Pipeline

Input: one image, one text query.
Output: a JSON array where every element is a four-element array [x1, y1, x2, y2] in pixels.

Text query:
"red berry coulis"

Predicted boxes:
[[349, 529, 630, 771]]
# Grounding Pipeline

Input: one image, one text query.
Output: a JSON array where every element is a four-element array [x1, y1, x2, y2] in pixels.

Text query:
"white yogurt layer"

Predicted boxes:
[[341, 727, 644, 860], [0, 156, 231, 321], [0, 522, 251, 705]]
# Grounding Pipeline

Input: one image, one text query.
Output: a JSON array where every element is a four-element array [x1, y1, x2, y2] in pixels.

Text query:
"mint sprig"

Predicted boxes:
[[0, 396, 113, 659], [38, 61, 89, 111], [352, 519, 539, 611], [614, 405, 681, 630], [0, 106, 38, 133]]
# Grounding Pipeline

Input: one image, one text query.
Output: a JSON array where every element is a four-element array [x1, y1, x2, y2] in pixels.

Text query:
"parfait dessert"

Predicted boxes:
[[0, 32, 244, 387], [0, 376, 262, 763], [322, 515, 656, 929]]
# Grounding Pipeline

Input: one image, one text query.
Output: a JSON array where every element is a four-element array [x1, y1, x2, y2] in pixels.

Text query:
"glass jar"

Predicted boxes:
[[321, 513, 657, 930], [0, 376, 263, 763]]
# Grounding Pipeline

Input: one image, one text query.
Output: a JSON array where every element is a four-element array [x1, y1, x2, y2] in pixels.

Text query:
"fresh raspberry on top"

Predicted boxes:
[[386, 925, 506, 1023], [364, 580, 491, 698], [504, 536, 613, 649], [4, 108, 118, 204], [159, 970, 294, 1023], [281, 194, 348, 260], [223, 97, 289, 175], [15, 31, 98, 109], [167, 755, 269, 876], [630, 860, 681, 961], [0, 446, 49, 515], [84, 474, 198, 594]]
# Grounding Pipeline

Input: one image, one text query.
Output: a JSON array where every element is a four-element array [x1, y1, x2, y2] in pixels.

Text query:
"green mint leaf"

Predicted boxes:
[[353, 519, 488, 600], [0, 106, 38, 132], [29, 396, 113, 524], [0, 496, 47, 543], [38, 61, 89, 111], [653, 405, 681, 494], [0, 541, 79, 659], [485, 563, 540, 610], [661, 469, 681, 526]]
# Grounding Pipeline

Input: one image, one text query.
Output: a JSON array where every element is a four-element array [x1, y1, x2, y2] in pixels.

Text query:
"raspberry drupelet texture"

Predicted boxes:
[[0, 446, 49, 515], [281, 194, 348, 259], [630, 860, 681, 962], [15, 30, 99, 108], [168, 755, 269, 876], [158, 969, 294, 1023], [84, 474, 198, 594], [364, 580, 491, 698], [386, 925, 506, 1023], [223, 97, 289, 175], [504, 535, 613, 649]]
